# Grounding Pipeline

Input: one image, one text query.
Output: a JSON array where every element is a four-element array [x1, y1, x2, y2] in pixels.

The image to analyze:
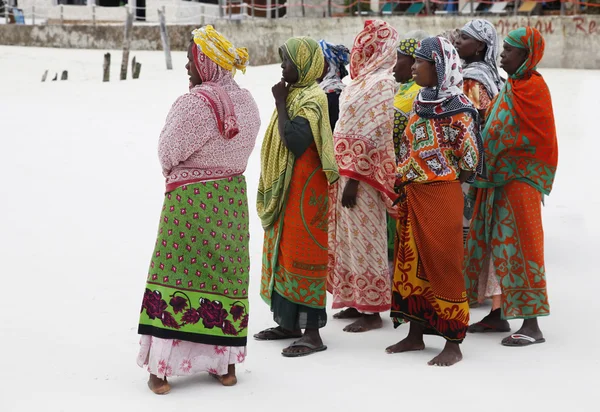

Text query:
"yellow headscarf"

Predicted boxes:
[[192, 25, 249, 74]]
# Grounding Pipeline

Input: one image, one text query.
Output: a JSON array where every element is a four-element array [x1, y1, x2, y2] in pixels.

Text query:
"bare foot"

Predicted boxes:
[[427, 342, 463, 367], [386, 322, 425, 353], [211, 364, 237, 386], [343, 314, 382, 332], [148, 374, 171, 395], [333, 308, 362, 319], [468, 308, 511, 333]]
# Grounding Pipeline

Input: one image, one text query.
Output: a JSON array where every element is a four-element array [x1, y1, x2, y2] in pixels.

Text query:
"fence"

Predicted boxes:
[[1, 0, 599, 25]]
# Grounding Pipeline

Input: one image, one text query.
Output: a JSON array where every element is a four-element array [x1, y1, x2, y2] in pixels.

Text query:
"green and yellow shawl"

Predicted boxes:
[[257, 37, 339, 229]]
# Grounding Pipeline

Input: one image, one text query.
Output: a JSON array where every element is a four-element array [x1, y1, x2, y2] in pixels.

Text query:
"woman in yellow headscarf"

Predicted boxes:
[[136, 26, 260, 394], [255, 37, 339, 357]]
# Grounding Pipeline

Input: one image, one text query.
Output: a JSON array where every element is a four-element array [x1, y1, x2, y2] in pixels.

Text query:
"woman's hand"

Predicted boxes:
[[341, 179, 359, 208], [459, 170, 475, 184], [272, 79, 290, 105]]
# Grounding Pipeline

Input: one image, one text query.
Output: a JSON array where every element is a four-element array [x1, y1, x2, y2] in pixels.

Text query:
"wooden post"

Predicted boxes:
[[327, 0, 331, 17], [133, 62, 142, 79], [470, 0, 474, 16], [103, 53, 111, 82], [425, 0, 431, 15], [200, 4, 205, 25], [120, 10, 134, 81], [32, 6, 35, 25], [60, 5, 64, 25], [61, 70, 68, 81], [132, 56, 136, 76], [251, 0, 255, 18], [92, 5, 96, 26], [157, 8, 172, 70], [41, 69, 48, 82], [301, 0, 305, 17], [513, 0, 519, 16]]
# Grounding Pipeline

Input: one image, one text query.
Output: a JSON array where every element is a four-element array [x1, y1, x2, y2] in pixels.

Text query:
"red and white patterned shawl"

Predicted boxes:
[[192, 46, 240, 139], [333, 20, 399, 199]]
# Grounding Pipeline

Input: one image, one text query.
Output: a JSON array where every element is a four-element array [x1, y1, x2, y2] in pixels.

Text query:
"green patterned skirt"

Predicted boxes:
[[138, 176, 250, 346]]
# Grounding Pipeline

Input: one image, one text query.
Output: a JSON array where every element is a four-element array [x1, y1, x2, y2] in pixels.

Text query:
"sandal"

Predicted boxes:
[[253, 326, 302, 341], [501, 333, 546, 347], [281, 341, 328, 358], [468, 321, 511, 333], [147, 379, 171, 395]]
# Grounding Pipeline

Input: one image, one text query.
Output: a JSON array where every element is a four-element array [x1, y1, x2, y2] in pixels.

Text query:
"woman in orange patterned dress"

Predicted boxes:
[[386, 37, 483, 366], [256, 37, 339, 357], [464, 27, 558, 346]]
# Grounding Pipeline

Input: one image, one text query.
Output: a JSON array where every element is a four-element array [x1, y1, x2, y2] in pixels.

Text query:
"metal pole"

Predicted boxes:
[[61, 5, 64, 25], [200, 4, 205, 25], [470, 0, 474, 16], [251, 0, 255, 18], [32, 6, 35, 25], [513, 0, 519, 16], [327, 0, 331, 17], [228, 0, 232, 19], [425, 0, 431, 15], [357, 0, 361, 16]]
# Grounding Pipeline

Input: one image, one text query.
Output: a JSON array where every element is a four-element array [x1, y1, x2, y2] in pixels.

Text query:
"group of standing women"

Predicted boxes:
[[134, 18, 558, 394]]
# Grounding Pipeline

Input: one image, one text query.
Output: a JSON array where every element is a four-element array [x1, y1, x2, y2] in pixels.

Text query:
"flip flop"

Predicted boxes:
[[281, 341, 328, 358], [253, 327, 303, 341], [468, 321, 511, 333], [501, 333, 546, 347], [210, 373, 237, 387]]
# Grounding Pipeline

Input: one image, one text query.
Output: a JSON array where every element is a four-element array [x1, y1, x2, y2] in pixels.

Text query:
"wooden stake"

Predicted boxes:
[[120, 10, 134, 81], [41, 69, 48, 82], [133, 62, 142, 79], [131, 55, 136, 76], [103, 53, 111, 82], [61, 70, 68, 81], [157, 8, 172, 70]]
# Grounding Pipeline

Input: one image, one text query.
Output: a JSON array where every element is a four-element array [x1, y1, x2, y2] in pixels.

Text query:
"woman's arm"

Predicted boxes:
[[158, 94, 215, 176]]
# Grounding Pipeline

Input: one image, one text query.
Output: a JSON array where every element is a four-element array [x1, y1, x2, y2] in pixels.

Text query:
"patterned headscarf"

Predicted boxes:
[[191, 26, 249, 139], [438, 29, 461, 45], [461, 19, 504, 96], [398, 38, 418, 57], [477, 27, 557, 195], [318, 40, 350, 93], [414, 37, 484, 179], [505, 27, 545, 79], [258, 37, 338, 228], [334, 20, 399, 200], [280, 37, 325, 88], [349, 19, 400, 80], [193, 25, 249, 74]]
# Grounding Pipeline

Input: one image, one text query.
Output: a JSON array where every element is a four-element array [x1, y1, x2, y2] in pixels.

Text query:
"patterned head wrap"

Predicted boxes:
[[280, 37, 325, 88], [192, 25, 249, 74], [460, 19, 504, 96], [190, 26, 249, 139], [414, 37, 484, 179], [318, 40, 350, 93], [350, 19, 399, 79], [505, 27, 545, 79], [397, 38, 418, 58], [438, 29, 461, 45]]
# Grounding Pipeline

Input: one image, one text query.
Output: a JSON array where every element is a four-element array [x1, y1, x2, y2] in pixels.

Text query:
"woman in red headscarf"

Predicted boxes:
[[464, 27, 558, 347], [328, 20, 399, 333]]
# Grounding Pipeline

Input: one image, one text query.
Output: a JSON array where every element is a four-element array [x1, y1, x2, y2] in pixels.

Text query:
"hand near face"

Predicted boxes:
[[272, 79, 290, 105]]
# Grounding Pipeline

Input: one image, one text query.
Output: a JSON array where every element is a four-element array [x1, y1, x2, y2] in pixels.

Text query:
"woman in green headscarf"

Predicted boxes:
[[255, 37, 339, 357]]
